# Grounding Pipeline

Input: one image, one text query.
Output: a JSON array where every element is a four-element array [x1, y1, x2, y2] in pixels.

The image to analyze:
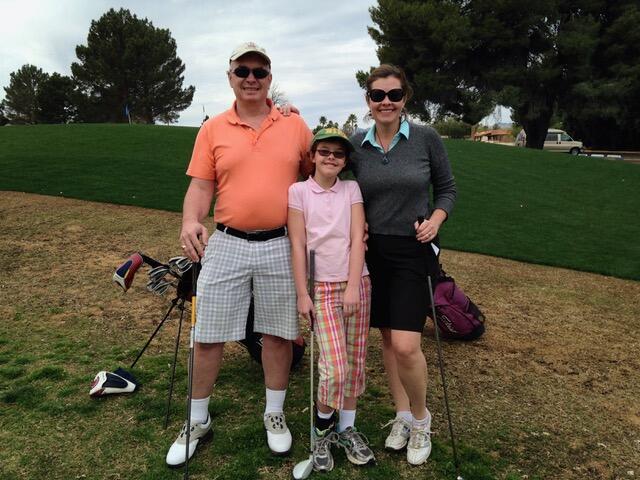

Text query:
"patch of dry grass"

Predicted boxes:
[[0, 191, 638, 480]]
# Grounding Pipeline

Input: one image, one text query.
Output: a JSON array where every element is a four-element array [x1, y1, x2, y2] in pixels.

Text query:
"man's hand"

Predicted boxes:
[[342, 285, 360, 316], [179, 220, 209, 261]]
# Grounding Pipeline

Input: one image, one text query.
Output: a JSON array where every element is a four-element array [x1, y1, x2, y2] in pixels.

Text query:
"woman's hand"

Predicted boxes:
[[342, 284, 360, 315], [414, 217, 440, 243], [275, 103, 300, 117], [297, 294, 315, 322]]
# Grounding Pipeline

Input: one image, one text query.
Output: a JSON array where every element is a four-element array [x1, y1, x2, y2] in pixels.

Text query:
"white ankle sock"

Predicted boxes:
[[317, 408, 335, 419], [190, 397, 210, 424], [264, 388, 287, 415], [397, 410, 413, 423], [338, 409, 356, 432], [413, 409, 431, 428]]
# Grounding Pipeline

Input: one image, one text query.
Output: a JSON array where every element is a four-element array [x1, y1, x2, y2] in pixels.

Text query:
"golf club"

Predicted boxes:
[[428, 275, 463, 480], [113, 252, 144, 291], [184, 261, 199, 480], [292, 250, 316, 480], [165, 299, 186, 429]]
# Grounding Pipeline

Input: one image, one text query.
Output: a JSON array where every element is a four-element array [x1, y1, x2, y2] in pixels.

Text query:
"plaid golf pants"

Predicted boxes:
[[314, 275, 371, 410]]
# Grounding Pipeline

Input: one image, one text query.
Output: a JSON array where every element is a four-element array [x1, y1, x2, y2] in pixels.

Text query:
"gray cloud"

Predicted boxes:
[[0, 0, 380, 128]]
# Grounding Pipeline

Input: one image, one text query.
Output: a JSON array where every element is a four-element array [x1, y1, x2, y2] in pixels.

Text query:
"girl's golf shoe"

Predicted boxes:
[[264, 412, 292, 455], [338, 427, 375, 465], [166, 415, 212, 467], [312, 427, 339, 472]]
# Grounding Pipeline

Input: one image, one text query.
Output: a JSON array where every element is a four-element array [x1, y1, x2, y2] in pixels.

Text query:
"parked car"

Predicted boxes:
[[544, 129, 582, 155]]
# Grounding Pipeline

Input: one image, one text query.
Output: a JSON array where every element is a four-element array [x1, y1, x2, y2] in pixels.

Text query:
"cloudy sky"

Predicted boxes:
[[0, 0, 387, 128]]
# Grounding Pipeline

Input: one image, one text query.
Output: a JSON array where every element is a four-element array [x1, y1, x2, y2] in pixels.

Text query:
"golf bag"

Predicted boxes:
[[430, 270, 486, 341], [113, 252, 305, 368]]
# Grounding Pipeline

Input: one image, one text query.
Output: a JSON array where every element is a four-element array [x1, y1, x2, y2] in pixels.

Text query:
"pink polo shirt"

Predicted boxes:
[[288, 177, 369, 282]]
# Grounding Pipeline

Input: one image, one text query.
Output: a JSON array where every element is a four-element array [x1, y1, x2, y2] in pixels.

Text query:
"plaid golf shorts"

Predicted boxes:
[[314, 276, 371, 410], [194, 229, 298, 343]]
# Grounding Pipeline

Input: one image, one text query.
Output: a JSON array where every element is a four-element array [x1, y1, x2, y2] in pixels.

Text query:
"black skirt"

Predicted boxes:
[[365, 233, 440, 332]]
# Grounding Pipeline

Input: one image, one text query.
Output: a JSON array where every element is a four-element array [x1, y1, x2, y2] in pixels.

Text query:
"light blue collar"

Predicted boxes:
[[362, 120, 410, 153]]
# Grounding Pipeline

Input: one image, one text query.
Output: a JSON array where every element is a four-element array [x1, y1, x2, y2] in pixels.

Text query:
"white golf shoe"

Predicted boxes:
[[264, 412, 292, 455], [406, 420, 432, 466], [166, 415, 212, 467], [383, 416, 412, 451]]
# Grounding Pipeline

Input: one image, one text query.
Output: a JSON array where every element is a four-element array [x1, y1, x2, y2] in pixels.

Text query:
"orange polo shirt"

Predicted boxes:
[[187, 101, 312, 231]]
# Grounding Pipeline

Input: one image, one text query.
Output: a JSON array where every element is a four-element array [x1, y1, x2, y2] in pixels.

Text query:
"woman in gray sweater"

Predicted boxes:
[[349, 64, 457, 467]]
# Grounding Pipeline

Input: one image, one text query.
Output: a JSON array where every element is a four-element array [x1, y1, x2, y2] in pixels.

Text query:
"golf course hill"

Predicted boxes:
[[1, 123, 638, 280]]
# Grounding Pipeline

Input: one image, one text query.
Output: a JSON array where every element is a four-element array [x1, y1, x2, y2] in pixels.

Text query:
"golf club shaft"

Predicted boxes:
[[184, 264, 198, 479], [165, 298, 186, 429], [427, 275, 461, 475], [308, 250, 315, 456], [130, 298, 179, 369]]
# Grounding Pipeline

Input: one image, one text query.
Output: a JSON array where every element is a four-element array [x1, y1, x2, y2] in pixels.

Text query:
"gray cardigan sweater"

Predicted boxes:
[[350, 122, 457, 236]]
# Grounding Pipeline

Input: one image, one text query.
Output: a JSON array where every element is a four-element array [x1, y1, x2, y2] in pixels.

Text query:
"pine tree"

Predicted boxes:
[[71, 8, 195, 124]]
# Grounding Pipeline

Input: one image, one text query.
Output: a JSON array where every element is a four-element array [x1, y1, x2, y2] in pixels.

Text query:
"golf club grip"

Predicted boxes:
[[191, 262, 198, 328]]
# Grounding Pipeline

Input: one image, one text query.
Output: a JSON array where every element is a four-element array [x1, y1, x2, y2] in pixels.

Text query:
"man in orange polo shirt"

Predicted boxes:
[[166, 42, 312, 467]]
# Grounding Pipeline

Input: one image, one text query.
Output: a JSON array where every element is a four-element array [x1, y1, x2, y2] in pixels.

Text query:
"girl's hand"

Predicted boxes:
[[297, 294, 314, 322], [342, 285, 360, 315], [414, 217, 440, 243]]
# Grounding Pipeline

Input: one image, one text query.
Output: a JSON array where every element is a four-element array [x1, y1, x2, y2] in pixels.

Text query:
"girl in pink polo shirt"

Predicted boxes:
[[288, 128, 373, 472]]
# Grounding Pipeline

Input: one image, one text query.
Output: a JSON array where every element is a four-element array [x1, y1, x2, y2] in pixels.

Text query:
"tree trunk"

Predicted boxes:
[[516, 98, 555, 149]]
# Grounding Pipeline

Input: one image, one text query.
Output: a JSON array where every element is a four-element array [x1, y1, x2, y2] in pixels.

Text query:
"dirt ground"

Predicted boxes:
[[1, 191, 639, 479]]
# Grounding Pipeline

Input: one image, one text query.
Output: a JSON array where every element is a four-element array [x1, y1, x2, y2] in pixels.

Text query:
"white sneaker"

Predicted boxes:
[[264, 412, 292, 455], [165, 415, 212, 467], [382, 416, 412, 451], [407, 420, 432, 465]]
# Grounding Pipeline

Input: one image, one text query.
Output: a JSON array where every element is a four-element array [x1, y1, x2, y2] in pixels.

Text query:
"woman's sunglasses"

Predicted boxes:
[[232, 66, 270, 79], [367, 88, 405, 102]]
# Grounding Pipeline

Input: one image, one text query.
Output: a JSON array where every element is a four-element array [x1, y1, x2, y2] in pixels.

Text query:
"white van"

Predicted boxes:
[[544, 129, 583, 155]]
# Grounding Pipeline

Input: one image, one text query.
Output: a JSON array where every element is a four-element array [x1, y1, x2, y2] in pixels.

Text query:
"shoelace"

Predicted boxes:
[[314, 431, 339, 455], [409, 427, 432, 447], [343, 429, 370, 451], [381, 418, 410, 436]]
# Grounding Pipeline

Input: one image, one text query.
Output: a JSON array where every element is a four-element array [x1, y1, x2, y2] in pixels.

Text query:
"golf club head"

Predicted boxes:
[[148, 265, 170, 281], [90, 370, 137, 397], [292, 456, 313, 480], [147, 279, 173, 296], [168, 256, 192, 276], [113, 253, 144, 291]]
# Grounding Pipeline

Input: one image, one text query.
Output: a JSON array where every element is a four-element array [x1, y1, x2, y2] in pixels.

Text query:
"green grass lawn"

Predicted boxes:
[[1, 123, 638, 279]]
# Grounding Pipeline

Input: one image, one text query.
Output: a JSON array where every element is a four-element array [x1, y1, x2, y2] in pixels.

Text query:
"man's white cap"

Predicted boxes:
[[229, 42, 271, 65]]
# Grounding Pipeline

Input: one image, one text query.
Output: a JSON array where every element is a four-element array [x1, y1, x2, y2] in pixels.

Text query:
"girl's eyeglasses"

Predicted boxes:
[[315, 149, 346, 159]]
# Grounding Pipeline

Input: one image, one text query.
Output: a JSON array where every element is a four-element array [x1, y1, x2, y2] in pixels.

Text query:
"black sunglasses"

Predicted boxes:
[[232, 66, 270, 79], [367, 88, 405, 102], [315, 148, 347, 159]]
